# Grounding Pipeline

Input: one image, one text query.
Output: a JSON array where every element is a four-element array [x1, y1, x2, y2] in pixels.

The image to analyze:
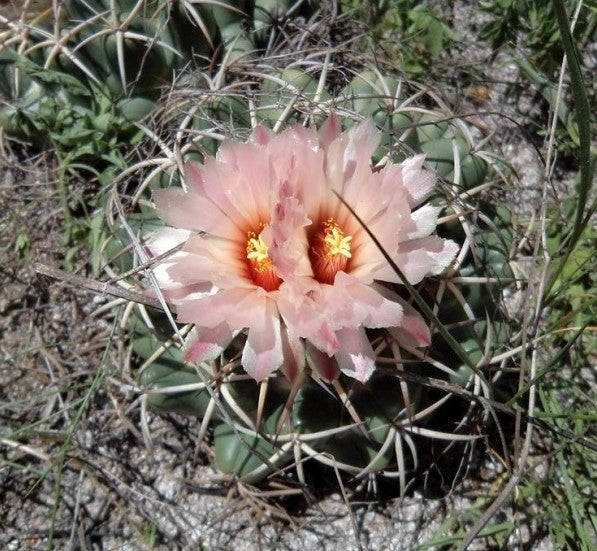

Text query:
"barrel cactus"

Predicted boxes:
[[102, 64, 516, 489], [0, 0, 317, 141]]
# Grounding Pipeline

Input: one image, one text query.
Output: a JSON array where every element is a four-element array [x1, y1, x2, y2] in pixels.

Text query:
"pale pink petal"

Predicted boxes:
[[408, 204, 441, 240], [338, 119, 380, 201], [185, 323, 235, 363], [343, 174, 397, 227], [396, 248, 441, 283], [373, 284, 432, 347], [218, 140, 273, 220], [285, 123, 320, 150], [345, 119, 379, 169], [322, 272, 403, 329], [184, 161, 205, 194], [322, 132, 347, 196], [242, 299, 283, 381], [268, 128, 328, 217], [276, 285, 340, 356], [389, 314, 431, 348], [252, 125, 271, 145], [280, 325, 305, 382], [306, 342, 339, 383], [334, 327, 376, 382], [346, 210, 403, 273], [379, 163, 404, 198], [264, 192, 312, 280], [148, 282, 213, 302], [402, 236, 459, 275], [176, 287, 256, 328], [401, 155, 436, 207], [193, 157, 267, 230], [374, 237, 458, 284], [145, 228, 193, 290], [346, 258, 383, 283], [153, 187, 240, 238], [163, 236, 247, 289], [318, 114, 342, 149], [428, 238, 460, 274], [145, 227, 190, 256]]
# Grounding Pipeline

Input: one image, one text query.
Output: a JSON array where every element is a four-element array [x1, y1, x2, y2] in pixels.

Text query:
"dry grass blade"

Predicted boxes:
[[34, 263, 171, 312]]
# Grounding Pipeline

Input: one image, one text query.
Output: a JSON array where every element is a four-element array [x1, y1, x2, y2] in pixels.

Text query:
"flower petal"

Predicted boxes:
[[276, 284, 340, 356], [252, 125, 271, 146], [318, 114, 342, 149], [334, 327, 376, 382], [374, 236, 458, 284], [264, 192, 312, 280], [336, 119, 380, 203], [145, 228, 192, 290], [401, 236, 459, 278], [408, 204, 441, 240], [176, 287, 256, 328], [185, 323, 235, 363], [280, 325, 305, 382], [153, 187, 240, 238], [322, 272, 403, 329], [170, 234, 249, 289], [242, 299, 283, 381], [217, 140, 273, 221], [373, 284, 432, 347], [401, 154, 436, 207], [145, 227, 190, 256], [306, 342, 339, 383]]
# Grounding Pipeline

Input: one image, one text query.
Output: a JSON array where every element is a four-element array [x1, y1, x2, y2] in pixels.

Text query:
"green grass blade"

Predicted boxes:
[[549, 0, 594, 290]]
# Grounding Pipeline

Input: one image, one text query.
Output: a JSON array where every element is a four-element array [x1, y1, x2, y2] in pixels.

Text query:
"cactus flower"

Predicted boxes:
[[149, 117, 458, 382]]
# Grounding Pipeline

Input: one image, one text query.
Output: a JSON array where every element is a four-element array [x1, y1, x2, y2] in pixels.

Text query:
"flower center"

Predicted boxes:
[[246, 232, 282, 291], [309, 218, 353, 284]]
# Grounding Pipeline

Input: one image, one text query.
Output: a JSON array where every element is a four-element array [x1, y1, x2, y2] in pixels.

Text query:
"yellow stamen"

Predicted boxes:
[[324, 221, 353, 258], [246, 232, 273, 272], [245, 230, 281, 291], [309, 219, 353, 285]]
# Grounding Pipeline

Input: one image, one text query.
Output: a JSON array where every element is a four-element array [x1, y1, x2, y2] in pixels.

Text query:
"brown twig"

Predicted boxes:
[[34, 263, 175, 313]]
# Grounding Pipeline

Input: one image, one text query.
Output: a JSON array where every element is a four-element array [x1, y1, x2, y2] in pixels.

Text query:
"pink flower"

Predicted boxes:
[[148, 117, 458, 383]]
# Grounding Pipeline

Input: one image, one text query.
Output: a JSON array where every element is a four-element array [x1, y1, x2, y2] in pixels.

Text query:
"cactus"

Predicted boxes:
[[0, 0, 318, 142], [102, 64, 517, 489], [1, 1, 214, 140], [2, 1, 517, 490]]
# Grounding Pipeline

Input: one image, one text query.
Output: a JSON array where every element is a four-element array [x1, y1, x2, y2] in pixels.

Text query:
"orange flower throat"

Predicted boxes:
[[309, 219, 353, 284], [246, 232, 282, 291]]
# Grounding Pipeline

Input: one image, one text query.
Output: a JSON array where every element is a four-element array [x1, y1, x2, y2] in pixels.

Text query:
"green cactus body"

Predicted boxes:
[[416, 112, 450, 142], [0, 0, 230, 139], [340, 70, 420, 156], [436, 204, 514, 385], [103, 68, 515, 484], [258, 68, 330, 126], [140, 355, 422, 480], [253, 0, 291, 43]]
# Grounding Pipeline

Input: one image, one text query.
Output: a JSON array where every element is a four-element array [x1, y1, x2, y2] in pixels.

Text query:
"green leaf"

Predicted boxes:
[[515, 57, 579, 145], [14, 232, 30, 260], [14, 54, 90, 97]]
